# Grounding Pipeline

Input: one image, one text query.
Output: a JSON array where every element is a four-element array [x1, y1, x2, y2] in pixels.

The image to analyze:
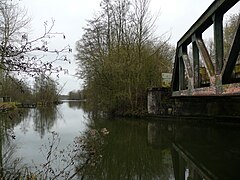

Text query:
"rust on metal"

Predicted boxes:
[[222, 83, 240, 95], [196, 39, 215, 77], [182, 54, 193, 78]]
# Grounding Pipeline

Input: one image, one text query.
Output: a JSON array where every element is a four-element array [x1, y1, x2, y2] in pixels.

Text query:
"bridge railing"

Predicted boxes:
[[172, 0, 240, 96]]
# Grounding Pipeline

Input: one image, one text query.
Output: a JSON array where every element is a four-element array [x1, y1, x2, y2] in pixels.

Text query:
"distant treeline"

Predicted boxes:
[[0, 74, 59, 104], [68, 90, 86, 100]]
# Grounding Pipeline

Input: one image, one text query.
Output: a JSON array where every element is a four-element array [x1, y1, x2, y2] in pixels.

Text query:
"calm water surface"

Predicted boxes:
[[13, 101, 89, 165], [1, 101, 240, 179]]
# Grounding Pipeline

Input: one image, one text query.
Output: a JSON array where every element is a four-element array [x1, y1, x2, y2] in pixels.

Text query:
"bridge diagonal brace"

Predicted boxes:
[[222, 18, 240, 84], [196, 38, 216, 85], [182, 54, 193, 78], [182, 54, 194, 89], [172, 0, 240, 97]]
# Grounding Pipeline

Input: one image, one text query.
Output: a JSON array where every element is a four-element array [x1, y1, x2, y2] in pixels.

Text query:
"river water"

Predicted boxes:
[[1, 101, 240, 179]]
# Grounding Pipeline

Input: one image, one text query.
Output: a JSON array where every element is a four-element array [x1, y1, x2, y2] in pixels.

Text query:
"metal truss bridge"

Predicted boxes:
[[172, 0, 240, 97]]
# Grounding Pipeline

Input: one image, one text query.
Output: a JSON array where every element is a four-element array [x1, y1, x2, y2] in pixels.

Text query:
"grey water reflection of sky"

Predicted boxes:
[[19, 0, 239, 94], [13, 103, 89, 165]]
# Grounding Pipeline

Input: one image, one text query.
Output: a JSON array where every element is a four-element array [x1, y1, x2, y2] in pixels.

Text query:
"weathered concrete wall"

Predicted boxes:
[[147, 88, 240, 117], [174, 97, 240, 117], [147, 87, 172, 115], [147, 88, 161, 114]]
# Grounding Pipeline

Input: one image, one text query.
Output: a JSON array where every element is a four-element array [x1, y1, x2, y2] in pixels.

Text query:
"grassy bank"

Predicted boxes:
[[0, 102, 17, 111]]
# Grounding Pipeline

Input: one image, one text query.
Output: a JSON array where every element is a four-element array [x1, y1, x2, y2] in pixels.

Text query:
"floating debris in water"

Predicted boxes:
[[100, 128, 109, 135], [7, 129, 16, 139]]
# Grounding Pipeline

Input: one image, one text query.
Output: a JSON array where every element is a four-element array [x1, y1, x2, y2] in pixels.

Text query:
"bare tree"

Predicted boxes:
[[0, 0, 71, 78]]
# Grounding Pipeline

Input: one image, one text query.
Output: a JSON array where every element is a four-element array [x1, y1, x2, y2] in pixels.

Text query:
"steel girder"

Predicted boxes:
[[172, 0, 240, 96]]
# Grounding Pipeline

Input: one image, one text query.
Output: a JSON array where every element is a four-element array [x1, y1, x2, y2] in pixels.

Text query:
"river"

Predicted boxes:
[[0, 101, 240, 179]]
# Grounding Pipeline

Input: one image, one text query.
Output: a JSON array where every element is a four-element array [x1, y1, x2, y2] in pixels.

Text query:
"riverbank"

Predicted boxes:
[[0, 102, 17, 112], [0, 101, 64, 112]]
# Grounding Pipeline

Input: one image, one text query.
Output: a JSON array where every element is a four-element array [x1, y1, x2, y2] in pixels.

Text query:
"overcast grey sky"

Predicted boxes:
[[20, 0, 239, 94]]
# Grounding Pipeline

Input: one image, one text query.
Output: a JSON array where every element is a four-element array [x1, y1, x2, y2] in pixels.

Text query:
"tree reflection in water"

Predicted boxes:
[[77, 117, 240, 180], [2, 105, 240, 179], [0, 109, 30, 178], [68, 100, 88, 112], [77, 117, 174, 180], [33, 106, 59, 138], [68, 100, 81, 109]]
